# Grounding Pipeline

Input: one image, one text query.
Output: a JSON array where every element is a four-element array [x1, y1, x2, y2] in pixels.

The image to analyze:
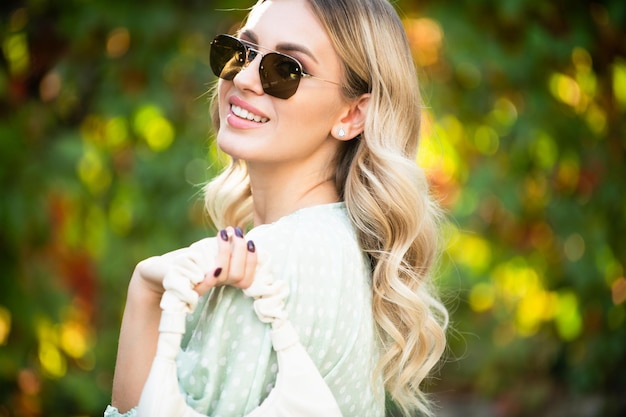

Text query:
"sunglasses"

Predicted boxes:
[[210, 34, 339, 100]]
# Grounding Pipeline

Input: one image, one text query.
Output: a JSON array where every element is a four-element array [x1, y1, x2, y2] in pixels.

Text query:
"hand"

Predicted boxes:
[[194, 226, 258, 294], [130, 226, 257, 307]]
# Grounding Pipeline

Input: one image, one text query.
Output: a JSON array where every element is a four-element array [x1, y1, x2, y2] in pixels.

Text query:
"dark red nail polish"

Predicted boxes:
[[213, 267, 222, 277], [247, 240, 256, 253], [235, 227, 244, 238], [220, 229, 228, 241]]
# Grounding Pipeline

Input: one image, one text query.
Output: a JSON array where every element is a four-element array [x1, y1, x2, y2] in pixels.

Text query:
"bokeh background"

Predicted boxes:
[[1, 0, 625, 416]]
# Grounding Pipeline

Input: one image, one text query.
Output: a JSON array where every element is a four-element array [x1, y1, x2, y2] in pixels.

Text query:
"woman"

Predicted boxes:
[[106, 0, 448, 416]]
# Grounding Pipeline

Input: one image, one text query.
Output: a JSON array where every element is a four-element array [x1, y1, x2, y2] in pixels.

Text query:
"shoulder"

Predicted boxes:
[[247, 203, 369, 286], [248, 202, 360, 258], [247, 202, 372, 315], [247, 202, 371, 301]]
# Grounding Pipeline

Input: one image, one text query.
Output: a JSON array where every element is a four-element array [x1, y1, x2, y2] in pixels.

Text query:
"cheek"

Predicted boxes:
[[278, 93, 343, 135], [217, 82, 229, 119]]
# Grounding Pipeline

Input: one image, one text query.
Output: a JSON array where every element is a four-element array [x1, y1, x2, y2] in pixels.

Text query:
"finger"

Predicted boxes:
[[211, 227, 233, 286], [227, 227, 249, 287], [194, 264, 223, 296], [193, 276, 217, 297], [237, 240, 258, 289]]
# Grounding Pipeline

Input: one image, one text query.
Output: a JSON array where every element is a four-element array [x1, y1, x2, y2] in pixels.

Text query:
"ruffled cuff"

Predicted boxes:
[[104, 405, 137, 417]]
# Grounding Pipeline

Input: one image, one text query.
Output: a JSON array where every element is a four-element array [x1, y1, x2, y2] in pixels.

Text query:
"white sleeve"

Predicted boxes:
[[136, 250, 207, 417]]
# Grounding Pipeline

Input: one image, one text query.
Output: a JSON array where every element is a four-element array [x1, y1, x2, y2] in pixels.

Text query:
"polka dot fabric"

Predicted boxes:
[[105, 203, 384, 417]]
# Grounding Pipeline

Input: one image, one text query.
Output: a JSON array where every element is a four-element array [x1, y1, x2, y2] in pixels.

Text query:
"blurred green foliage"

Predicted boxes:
[[1, 0, 625, 416]]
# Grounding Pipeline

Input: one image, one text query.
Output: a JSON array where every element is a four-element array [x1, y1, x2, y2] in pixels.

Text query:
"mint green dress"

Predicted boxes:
[[105, 203, 384, 417]]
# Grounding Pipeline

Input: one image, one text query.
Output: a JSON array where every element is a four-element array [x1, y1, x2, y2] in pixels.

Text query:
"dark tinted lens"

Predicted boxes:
[[260, 53, 303, 99], [210, 35, 246, 80]]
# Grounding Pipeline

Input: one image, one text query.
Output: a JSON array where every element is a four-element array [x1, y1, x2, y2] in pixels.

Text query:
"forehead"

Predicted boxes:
[[243, 0, 327, 48]]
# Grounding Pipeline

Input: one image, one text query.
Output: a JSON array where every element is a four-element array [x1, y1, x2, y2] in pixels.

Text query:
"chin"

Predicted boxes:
[[216, 135, 256, 162]]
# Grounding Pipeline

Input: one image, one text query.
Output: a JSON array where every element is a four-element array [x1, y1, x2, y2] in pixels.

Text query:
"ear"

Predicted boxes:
[[332, 93, 370, 141]]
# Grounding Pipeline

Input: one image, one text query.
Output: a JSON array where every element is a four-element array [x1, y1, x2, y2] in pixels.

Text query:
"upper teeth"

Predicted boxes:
[[231, 105, 269, 123]]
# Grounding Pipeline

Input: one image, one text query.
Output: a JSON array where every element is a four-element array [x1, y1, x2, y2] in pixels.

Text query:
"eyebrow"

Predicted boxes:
[[239, 29, 319, 64]]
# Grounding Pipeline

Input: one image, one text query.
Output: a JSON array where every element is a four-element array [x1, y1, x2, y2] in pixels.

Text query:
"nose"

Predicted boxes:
[[233, 49, 264, 95]]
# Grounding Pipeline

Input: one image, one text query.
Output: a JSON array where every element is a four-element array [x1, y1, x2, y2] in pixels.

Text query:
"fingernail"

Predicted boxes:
[[220, 229, 228, 241], [213, 267, 222, 278], [247, 240, 256, 253], [234, 227, 244, 238]]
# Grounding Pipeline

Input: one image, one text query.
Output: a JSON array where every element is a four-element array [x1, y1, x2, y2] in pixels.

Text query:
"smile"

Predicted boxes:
[[231, 104, 269, 123]]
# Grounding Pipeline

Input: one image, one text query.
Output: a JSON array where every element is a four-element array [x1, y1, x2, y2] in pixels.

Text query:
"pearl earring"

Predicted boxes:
[[337, 127, 346, 138]]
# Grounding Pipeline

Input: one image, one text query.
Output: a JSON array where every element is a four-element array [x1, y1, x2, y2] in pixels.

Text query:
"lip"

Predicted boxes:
[[226, 96, 270, 129]]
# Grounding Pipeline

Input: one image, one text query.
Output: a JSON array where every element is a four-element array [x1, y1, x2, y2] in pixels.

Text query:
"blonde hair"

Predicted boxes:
[[204, 0, 448, 415]]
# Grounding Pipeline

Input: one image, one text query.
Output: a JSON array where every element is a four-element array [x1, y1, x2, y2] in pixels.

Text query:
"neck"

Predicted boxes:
[[248, 162, 339, 226]]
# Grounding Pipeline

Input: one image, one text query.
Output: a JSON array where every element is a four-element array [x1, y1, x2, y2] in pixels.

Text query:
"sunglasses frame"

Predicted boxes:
[[210, 34, 339, 99]]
